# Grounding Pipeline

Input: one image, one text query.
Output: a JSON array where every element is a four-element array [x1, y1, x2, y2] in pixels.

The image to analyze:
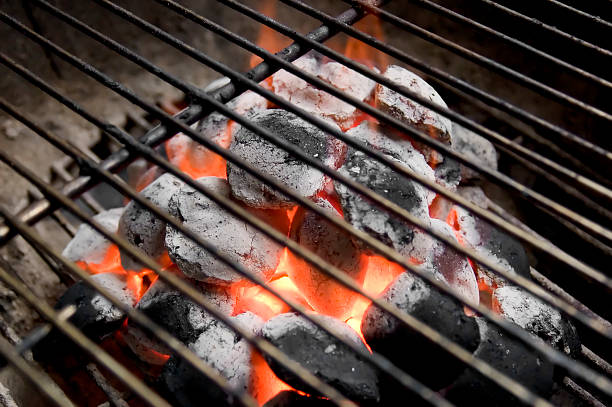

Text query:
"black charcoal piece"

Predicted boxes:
[[165, 176, 289, 284], [493, 286, 580, 359], [62, 208, 123, 264], [287, 197, 367, 320], [263, 391, 335, 407], [361, 272, 479, 390], [35, 273, 136, 360], [446, 318, 554, 406], [159, 312, 263, 407], [452, 123, 498, 182], [335, 147, 431, 256], [124, 277, 235, 364], [227, 109, 344, 208], [261, 312, 379, 403], [118, 173, 183, 271]]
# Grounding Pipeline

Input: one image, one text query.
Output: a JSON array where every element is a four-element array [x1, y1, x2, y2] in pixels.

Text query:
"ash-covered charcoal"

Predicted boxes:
[[375, 65, 452, 166], [124, 276, 235, 364], [227, 109, 343, 208], [452, 123, 498, 182], [287, 197, 367, 320], [118, 173, 183, 271], [160, 312, 263, 407], [263, 391, 335, 407], [165, 176, 289, 284], [272, 52, 377, 129], [419, 219, 479, 306], [361, 272, 479, 390], [449, 205, 530, 287], [261, 312, 379, 403], [36, 273, 137, 359], [493, 286, 580, 359], [446, 317, 554, 406], [335, 147, 431, 257], [62, 208, 123, 264], [433, 155, 461, 190], [346, 121, 436, 205]]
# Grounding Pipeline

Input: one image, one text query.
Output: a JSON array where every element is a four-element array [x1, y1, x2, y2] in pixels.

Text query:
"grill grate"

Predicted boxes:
[[0, 0, 610, 406]]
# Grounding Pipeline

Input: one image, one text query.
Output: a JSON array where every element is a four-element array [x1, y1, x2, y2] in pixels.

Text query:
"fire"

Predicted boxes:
[[165, 133, 228, 180], [344, 15, 389, 70], [248, 0, 292, 69]]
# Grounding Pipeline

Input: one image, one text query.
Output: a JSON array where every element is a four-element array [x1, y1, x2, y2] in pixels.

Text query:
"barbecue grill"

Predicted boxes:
[[0, 0, 610, 406]]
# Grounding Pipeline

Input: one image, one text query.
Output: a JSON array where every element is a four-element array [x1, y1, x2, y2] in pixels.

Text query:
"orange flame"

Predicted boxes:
[[344, 15, 389, 70], [249, 0, 292, 69]]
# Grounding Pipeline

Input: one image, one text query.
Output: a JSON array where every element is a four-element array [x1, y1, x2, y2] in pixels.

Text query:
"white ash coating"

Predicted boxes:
[[90, 272, 137, 323], [452, 123, 498, 181], [375, 65, 452, 145], [62, 208, 123, 264], [227, 109, 343, 208], [493, 286, 579, 356], [287, 197, 367, 320], [346, 121, 437, 205], [189, 311, 264, 393], [165, 176, 287, 283], [118, 174, 183, 270], [272, 52, 377, 129], [335, 148, 431, 256]]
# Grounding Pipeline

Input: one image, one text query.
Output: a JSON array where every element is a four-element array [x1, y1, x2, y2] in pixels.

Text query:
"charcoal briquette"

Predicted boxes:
[[62, 208, 123, 264]]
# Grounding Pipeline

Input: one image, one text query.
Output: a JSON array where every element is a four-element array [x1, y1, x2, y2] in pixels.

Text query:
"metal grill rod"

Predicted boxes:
[[150, 0, 612, 209], [0, 113, 452, 407], [211, 0, 611, 185], [0, 0, 373, 245], [4, 8, 610, 319], [0, 105, 558, 407], [49, 3, 612, 247], [1, 22, 609, 342], [278, 0, 612, 157], [2, 56, 610, 402], [542, 0, 612, 28], [284, 0, 612, 122], [479, 0, 612, 52], [0, 305, 75, 407]]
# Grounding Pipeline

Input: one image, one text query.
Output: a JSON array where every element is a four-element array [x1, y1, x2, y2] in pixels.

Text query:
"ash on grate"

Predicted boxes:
[[445, 317, 554, 406], [261, 312, 379, 403], [160, 312, 263, 407], [361, 271, 479, 391], [124, 276, 235, 364], [287, 197, 367, 320], [118, 173, 184, 271], [227, 109, 344, 209], [165, 176, 289, 284], [335, 146, 431, 257]]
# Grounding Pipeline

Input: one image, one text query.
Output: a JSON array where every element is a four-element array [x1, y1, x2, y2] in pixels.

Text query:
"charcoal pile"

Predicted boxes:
[[52, 58, 580, 406]]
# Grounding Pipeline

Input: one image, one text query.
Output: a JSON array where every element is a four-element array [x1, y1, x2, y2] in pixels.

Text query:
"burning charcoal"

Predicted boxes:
[[433, 155, 461, 190], [375, 65, 452, 165], [452, 123, 498, 182], [272, 52, 377, 130], [334, 147, 431, 257], [346, 120, 436, 205], [124, 276, 235, 364], [446, 317, 554, 406], [287, 197, 368, 320], [118, 173, 183, 271], [263, 391, 335, 407], [62, 208, 123, 264], [35, 273, 137, 360], [493, 286, 580, 359], [261, 312, 379, 403], [227, 109, 343, 209], [448, 205, 530, 290], [165, 176, 290, 284], [160, 312, 263, 407], [361, 272, 479, 390], [419, 219, 479, 306]]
